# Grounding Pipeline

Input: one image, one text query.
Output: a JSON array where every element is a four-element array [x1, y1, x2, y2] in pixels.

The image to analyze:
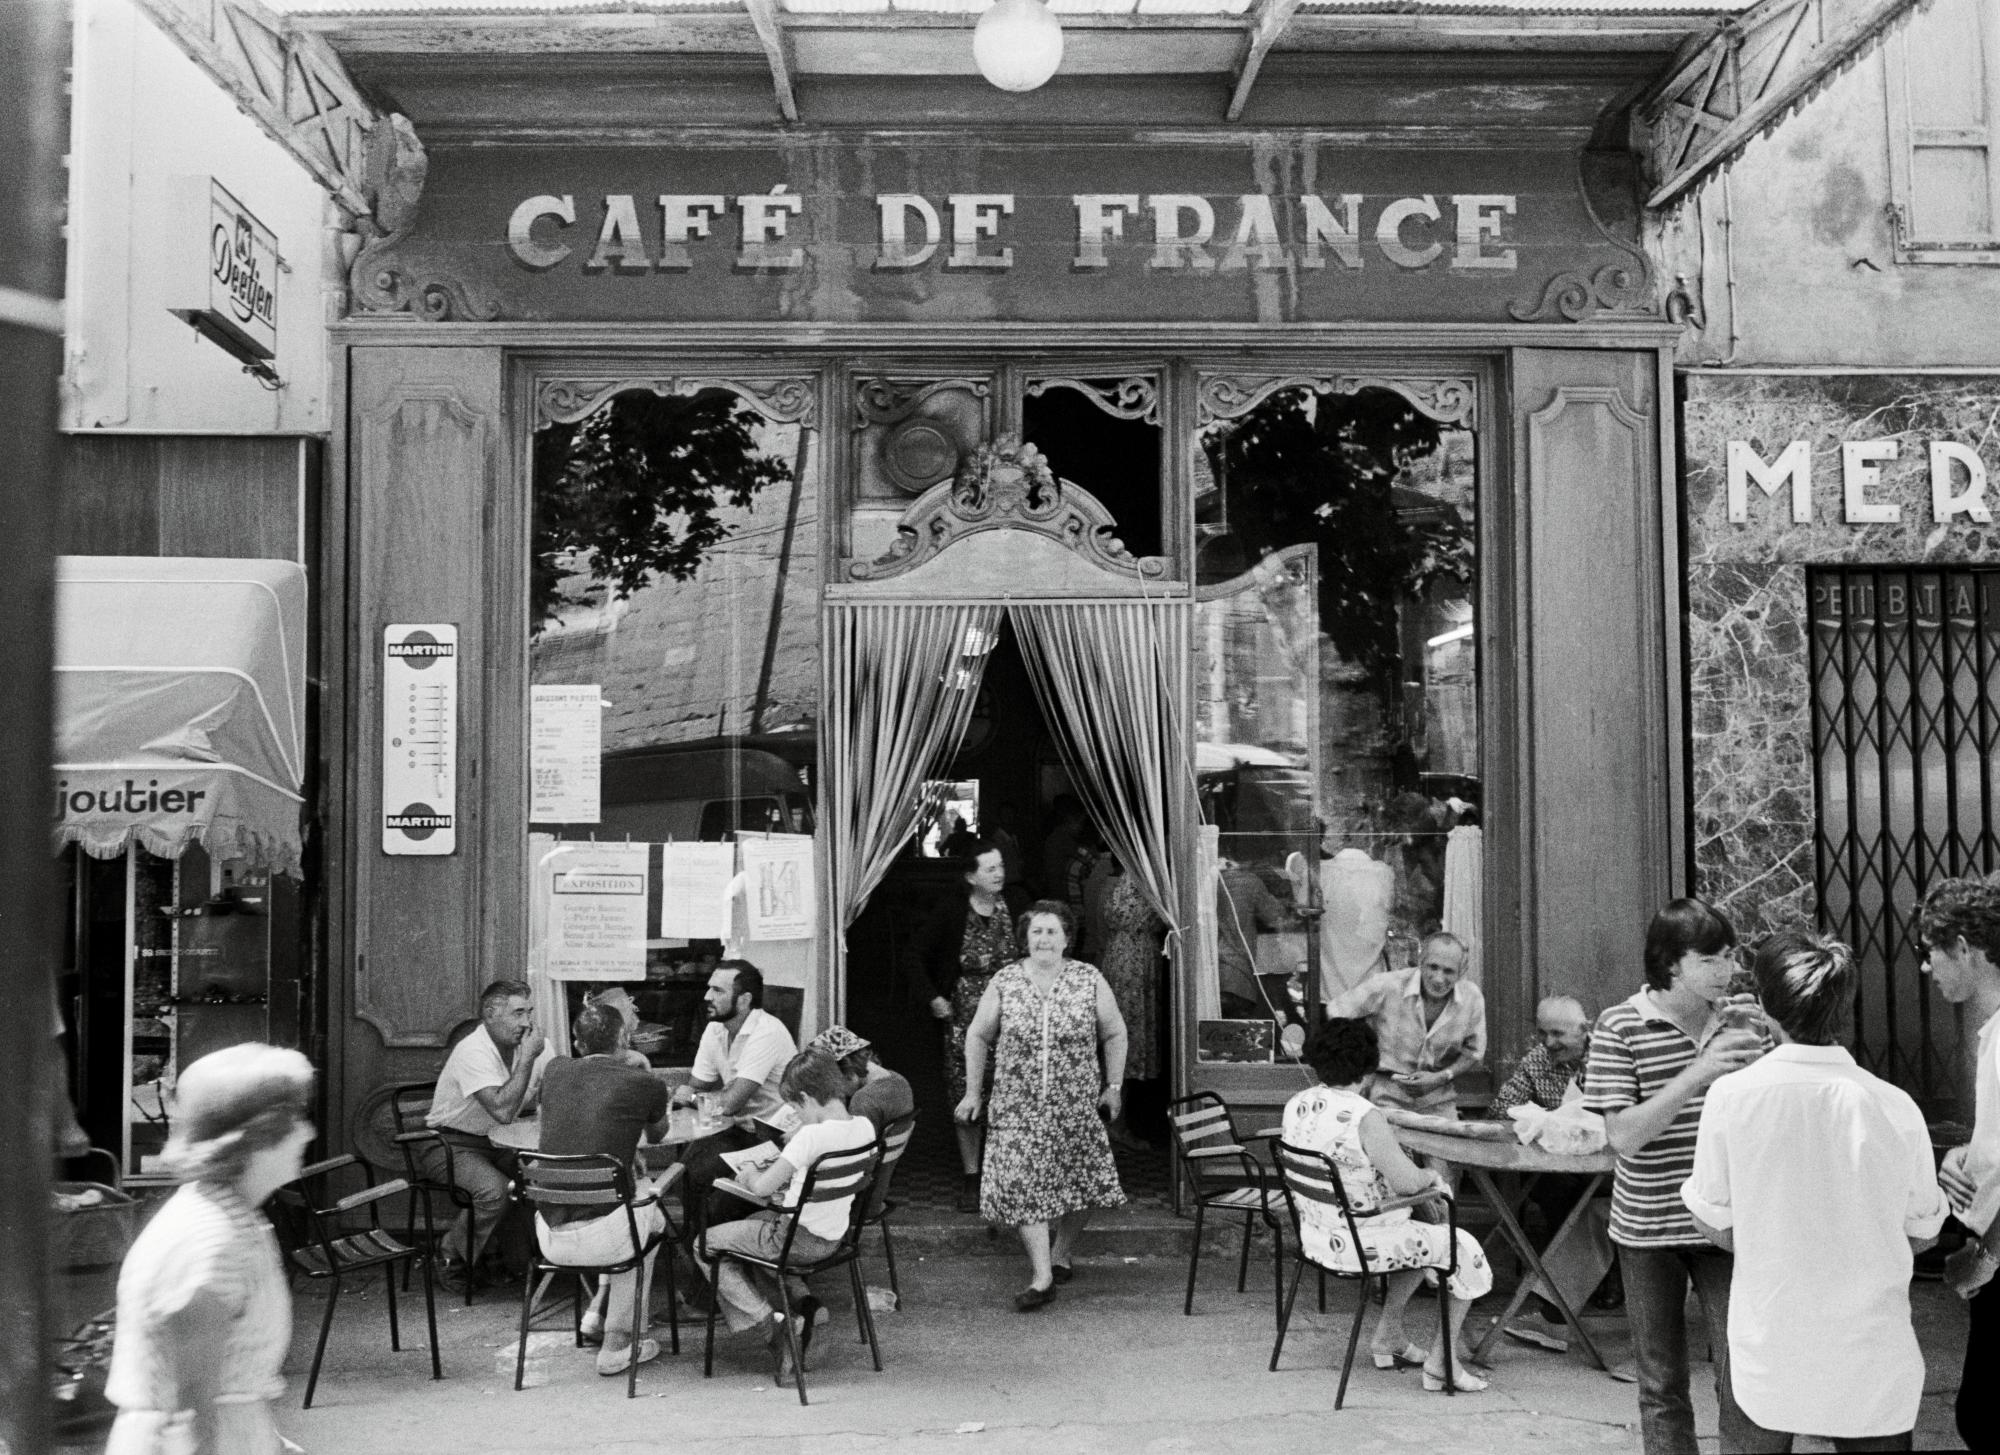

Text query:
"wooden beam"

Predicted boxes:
[[1642, 0, 1925, 209], [744, 0, 799, 123], [133, 0, 379, 218], [1226, 0, 1301, 122]]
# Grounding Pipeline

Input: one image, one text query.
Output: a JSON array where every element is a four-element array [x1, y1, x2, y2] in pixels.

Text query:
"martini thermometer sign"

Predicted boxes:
[[382, 624, 459, 855]]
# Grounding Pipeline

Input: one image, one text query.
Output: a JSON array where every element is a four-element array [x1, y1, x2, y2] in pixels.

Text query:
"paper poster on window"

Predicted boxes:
[[543, 842, 649, 980], [738, 834, 814, 941], [658, 841, 735, 940], [530, 685, 601, 824]]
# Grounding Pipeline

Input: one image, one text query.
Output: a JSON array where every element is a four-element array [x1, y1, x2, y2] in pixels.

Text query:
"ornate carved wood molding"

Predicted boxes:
[[1640, 0, 1925, 211], [1507, 154, 1657, 324], [1196, 372, 1477, 428], [853, 376, 991, 430], [1025, 374, 1162, 426], [849, 445, 1169, 584], [536, 375, 818, 428]]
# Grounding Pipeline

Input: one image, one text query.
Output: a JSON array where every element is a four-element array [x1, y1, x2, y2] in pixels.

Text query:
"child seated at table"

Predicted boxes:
[[696, 1050, 876, 1386], [1282, 1017, 1496, 1392]]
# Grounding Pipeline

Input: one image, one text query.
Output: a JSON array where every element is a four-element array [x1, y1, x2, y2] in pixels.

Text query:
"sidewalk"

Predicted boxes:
[[63, 1245, 1969, 1454]]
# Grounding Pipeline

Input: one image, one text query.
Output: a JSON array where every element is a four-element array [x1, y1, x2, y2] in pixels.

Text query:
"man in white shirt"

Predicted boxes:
[[1682, 932, 1946, 1452], [1916, 877, 2000, 1451], [419, 978, 555, 1289], [671, 960, 798, 1243]]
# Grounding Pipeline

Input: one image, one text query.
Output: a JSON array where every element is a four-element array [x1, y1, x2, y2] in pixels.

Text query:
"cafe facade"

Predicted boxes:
[[300, 4, 1722, 1141]]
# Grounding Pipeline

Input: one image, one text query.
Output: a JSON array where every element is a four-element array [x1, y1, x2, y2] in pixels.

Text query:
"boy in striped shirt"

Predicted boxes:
[[1584, 898, 1770, 1455]]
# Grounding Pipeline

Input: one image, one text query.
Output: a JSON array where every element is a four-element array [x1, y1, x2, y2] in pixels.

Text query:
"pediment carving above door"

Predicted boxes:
[[847, 438, 1170, 585]]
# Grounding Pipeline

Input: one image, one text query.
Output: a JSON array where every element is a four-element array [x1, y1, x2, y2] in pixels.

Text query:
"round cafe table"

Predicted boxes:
[[1387, 1113, 1618, 1371], [488, 1105, 715, 1166]]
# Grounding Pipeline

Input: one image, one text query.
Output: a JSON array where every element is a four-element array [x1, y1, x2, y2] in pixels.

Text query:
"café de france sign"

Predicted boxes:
[[507, 189, 1524, 275]]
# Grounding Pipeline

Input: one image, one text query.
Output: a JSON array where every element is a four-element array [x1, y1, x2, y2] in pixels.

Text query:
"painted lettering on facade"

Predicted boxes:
[[1726, 438, 1994, 526], [506, 190, 1519, 276]]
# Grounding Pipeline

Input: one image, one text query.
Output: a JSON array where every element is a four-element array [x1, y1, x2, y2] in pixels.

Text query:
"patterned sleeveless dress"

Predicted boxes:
[[980, 960, 1128, 1225], [1279, 1083, 1493, 1300], [944, 902, 1018, 1107]]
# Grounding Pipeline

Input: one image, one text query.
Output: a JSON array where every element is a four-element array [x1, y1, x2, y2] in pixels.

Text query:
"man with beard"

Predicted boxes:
[[670, 960, 798, 1277]]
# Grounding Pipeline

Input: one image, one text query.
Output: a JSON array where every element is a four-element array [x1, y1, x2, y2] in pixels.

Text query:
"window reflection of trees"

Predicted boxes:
[[1196, 384, 1477, 953]]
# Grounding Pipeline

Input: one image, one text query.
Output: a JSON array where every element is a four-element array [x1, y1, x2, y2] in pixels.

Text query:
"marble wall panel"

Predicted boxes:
[[1683, 371, 2000, 941]]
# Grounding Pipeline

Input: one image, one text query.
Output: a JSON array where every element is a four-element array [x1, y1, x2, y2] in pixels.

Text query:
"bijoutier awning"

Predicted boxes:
[[54, 557, 308, 877]]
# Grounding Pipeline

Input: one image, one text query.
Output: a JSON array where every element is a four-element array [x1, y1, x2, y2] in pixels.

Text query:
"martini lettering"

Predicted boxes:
[[507, 191, 1517, 275]]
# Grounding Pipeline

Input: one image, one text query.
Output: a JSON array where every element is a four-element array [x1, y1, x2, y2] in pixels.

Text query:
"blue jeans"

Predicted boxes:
[[1619, 1243, 1759, 1455]]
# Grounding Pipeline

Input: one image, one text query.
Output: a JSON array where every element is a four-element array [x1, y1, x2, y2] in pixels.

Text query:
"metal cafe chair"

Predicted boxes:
[[1267, 1138, 1462, 1408], [699, 1140, 885, 1407], [855, 1112, 918, 1305], [1167, 1092, 1287, 1322], [272, 1155, 441, 1409], [385, 1080, 483, 1306], [510, 1153, 682, 1400]]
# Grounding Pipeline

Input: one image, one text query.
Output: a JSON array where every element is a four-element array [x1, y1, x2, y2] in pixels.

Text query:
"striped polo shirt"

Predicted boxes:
[[1585, 988, 1771, 1247]]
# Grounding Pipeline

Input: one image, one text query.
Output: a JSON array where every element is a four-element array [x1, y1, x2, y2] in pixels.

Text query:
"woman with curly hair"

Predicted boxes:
[[105, 1042, 316, 1455]]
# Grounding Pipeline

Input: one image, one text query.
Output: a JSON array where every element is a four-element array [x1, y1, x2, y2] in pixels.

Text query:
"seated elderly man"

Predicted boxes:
[[808, 1025, 914, 1134], [536, 1001, 672, 1377], [669, 960, 798, 1255], [1492, 994, 1617, 1354], [420, 978, 555, 1292], [1324, 932, 1485, 1116]]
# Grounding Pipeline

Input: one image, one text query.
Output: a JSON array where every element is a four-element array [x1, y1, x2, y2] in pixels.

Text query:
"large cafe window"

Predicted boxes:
[[526, 378, 821, 1061], [1193, 378, 1480, 1034]]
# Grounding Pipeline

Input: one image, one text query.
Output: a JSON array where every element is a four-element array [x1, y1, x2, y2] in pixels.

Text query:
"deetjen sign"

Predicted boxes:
[[167, 177, 279, 364]]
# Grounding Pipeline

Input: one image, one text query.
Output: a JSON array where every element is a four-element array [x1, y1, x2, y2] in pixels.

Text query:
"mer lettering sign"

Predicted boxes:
[[1727, 438, 1995, 526]]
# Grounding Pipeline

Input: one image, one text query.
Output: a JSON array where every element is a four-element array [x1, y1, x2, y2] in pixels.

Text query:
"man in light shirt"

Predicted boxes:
[[670, 960, 798, 1243], [1682, 932, 1945, 1452], [420, 978, 555, 1290], [1916, 877, 2000, 1451], [1324, 931, 1485, 1115]]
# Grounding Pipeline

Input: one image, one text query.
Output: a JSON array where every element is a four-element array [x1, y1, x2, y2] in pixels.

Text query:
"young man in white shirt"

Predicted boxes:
[[697, 1049, 877, 1387], [1682, 932, 1946, 1452], [1916, 877, 2000, 1451], [670, 960, 798, 1243], [419, 978, 554, 1289]]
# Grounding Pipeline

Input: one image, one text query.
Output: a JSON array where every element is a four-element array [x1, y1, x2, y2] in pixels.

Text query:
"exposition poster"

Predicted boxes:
[[543, 841, 649, 980]]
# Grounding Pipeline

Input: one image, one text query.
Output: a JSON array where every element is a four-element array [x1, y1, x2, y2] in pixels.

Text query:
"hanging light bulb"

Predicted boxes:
[[973, 0, 1064, 94]]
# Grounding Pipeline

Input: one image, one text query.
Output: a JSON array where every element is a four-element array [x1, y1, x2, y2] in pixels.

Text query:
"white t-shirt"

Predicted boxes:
[[1959, 1008, 2000, 1236], [777, 1115, 880, 1242], [1681, 1043, 1946, 1437], [690, 1008, 797, 1123], [427, 1024, 555, 1136]]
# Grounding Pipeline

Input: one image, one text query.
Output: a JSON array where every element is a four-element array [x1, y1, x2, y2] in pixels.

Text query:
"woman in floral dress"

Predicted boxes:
[[911, 842, 1023, 1210], [1097, 860, 1166, 1146], [1281, 1016, 1494, 1392], [956, 900, 1128, 1310]]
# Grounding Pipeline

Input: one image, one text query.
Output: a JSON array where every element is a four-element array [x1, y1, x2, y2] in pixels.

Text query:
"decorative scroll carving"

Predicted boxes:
[[1334, 375, 1477, 429], [351, 260, 501, 322], [1197, 373, 1342, 425], [535, 376, 817, 429], [346, 116, 500, 323], [853, 376, 990, 430], [1197, 373, 1476, 428], [1025, 375, 1162, 426], [1508, 155, 1658, 323], [850, 438, 1169, 584]]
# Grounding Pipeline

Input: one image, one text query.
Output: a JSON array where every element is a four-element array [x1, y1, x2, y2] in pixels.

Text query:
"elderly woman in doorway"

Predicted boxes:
[[1282, 1017, 1495, 1393], [956, 899, 1129, 1310], [105, 1042, 317, 1455], [911, 840, 1026, 1212]]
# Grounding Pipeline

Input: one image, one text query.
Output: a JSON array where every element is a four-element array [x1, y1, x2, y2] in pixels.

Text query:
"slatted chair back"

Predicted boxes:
[[514, 1153, 646, 1239], [1170, 1092, 1267, 1195], [1270, 1140, 1374, 1271], [859, 1114, 916, 1223], [780, 1141, 883, 1265]]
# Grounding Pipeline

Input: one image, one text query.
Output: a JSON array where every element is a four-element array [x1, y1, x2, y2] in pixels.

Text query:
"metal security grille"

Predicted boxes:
[[1810, 567, 2000, 1109]]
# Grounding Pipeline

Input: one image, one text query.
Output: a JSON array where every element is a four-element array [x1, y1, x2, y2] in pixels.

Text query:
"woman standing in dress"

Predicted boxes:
[[910, 841, 1024, 1211], [105, 1043, 316, 1455], [956, 900, 1128, 1310], [1097, 858, 1166, 1149]]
